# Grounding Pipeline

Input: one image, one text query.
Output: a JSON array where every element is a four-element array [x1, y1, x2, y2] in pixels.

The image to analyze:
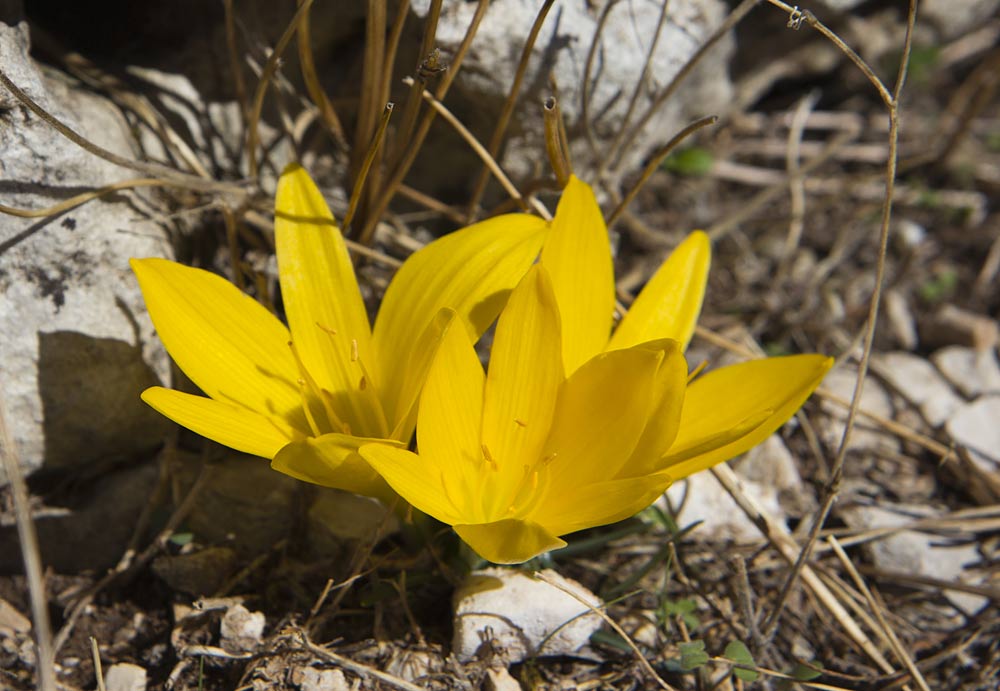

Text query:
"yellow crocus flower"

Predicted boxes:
[[131, 164, 547, 502], [361, 176, 832, 563]]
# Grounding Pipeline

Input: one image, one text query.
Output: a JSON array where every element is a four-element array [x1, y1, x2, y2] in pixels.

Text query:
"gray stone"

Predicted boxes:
[[819, 366, 899, 454], [453, 568, 602, 662], [0, 20, 172, 484], [415, 0, 734, 191], [664, 435, 806, 542], [872, 351, 964, 427], [920, 0, 1000, 40], [946, 396, 1000, 474], [292, 668, 350, 691], [104, 663, 148, 691], [841, 504, 989, 614], [932, 346, 1000, 398], [220, 604, 266, 653]]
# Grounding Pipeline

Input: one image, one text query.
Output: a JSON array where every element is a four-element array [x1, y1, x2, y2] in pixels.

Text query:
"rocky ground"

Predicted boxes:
[[1, 1, 998, 690]]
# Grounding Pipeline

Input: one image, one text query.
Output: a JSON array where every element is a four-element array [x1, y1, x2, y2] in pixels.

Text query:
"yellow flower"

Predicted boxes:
[[132, 164, 547, 502], [360, 176, 832, 563]]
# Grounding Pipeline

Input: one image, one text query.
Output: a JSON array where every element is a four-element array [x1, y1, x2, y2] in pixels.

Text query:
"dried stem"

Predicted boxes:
[[607, 115, 717, 227], [346, 102, 395, 234], [247, 0, 314, 180], [760, 0, 918, 640], [297, 0, 348, 149], [543, 97, 573, 187], [465, 0, 557, 219]]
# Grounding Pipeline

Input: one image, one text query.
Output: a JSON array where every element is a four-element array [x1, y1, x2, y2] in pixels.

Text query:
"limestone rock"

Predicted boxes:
[[841, 504, 989, 614], [931, 346, 1000, 399], [104, 663, 148, 691], [414, 0, 734, 192], [946, 396, 1000, 475], [664, 435, 807, 542], [819, 366, 899, 454], [872, 351, 964, 427], [0, 20, 172, 484], [453, 568, 602, 662], [220, 604, 266, 653]]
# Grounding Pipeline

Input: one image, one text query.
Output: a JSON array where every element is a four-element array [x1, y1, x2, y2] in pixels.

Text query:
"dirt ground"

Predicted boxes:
[[2, 1, 998, 690]]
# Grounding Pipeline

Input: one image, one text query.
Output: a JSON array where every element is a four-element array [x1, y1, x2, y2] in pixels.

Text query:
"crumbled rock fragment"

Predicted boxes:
[[871, 351, 964, 427], [884, 289, 918, 351], [291, 667, 350, 691], [931, 346, 1000, 398], [485, 667, 522, 691], [453, 568, 602, 663], [104, 663, 148, 691], [841, 504, 989, 614], [220, 604, 266, 653], [946, 396, 1000, 474], [920, 304, 999, 351], [819, 367, 899, 454]]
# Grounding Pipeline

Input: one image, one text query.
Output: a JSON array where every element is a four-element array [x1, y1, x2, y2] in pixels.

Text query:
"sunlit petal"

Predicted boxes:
[[660, 355, 833, 479], [415, 310, 486, 516], [387, 308, 455, 441], [141, 386, 299, 458], [540, 175, 615, 374], [359, 444, 464, 525], [481, 266, 563, 512], [542, 345, 665, 484], [131, 258, 304, 424], [275, 164, 384, 436], [618, 339, 688, 476], [271, 433, 398, 502], [536, 472, 673, 537], [608, 231, 710, 352], [455, 519, 566, 565], [372, 213, 547, 429]]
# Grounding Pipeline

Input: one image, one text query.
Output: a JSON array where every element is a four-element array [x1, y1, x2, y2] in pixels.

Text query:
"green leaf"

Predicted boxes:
[[662, 598, 700, 630], [791, 661, 823, 681], [169, 532, 193, 546], [679, 640, 708, 671], [662, 147, 714, 176], [723, 640, 760, 682]]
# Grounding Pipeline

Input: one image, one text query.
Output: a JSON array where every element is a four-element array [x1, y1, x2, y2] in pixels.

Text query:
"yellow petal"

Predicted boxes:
[[372, 212, 547, 428], [608, 231, 710, 352], [455, 519, 566, 564], [540, 175, 615, 375], [481, 265, 563, 513], [414, 310, 486, 517], [131, 258, 304, 425], [537, 472, 674, 537], [386, 308, 455, 441], [618, 339, 688, 476], [271, 433, 398, 502], [360, 444, 466, 525], [141, 386, 298, 458], [541, 345, 665, 485], [275, 164, 384, 437], [660, 355, 833, 479]]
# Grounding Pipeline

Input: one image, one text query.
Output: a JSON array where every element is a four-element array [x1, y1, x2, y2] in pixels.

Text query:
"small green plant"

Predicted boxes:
[[662, 146, 714, 176], [723, 640, 760, 682]]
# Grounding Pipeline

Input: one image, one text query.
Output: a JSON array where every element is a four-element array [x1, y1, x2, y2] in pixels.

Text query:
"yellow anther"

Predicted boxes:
[[481, 444, 498, 470], [351, 338, 359, 362], [514, 418, 527, 428]]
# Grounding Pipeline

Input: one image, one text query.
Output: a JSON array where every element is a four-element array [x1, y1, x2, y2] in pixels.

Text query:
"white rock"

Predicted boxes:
[[872, 352, 964, 427], [453, 568, 602, 662], [841, 505, 988, 614], [884, 289, 918, 351], [0, 22, 171, 484], [920, 0, 1000, 39], [293, 668, 350, 691], [485, 667, 522, 691], [819, 367, 899, 454], [946, 396, 1000, 474], [932, 346, 1000, 398], [664, 435, 807, 541], [220, 605, 266, 652], [415, 0, 734, 190], [104, 663, 148, 691]]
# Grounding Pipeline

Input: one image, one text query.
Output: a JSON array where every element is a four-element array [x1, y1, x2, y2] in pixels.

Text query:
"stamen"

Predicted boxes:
[[541, 452, 558, 466], [296, 379, 322, 436], [481, 444, 498, 470], [288, 340, 349, 434], [514, 418, 527, 428], [359, 375, 367, 391], [316, 322, 337, 336], [351, 338, 359, 362], [530, 470, 538, 491]]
